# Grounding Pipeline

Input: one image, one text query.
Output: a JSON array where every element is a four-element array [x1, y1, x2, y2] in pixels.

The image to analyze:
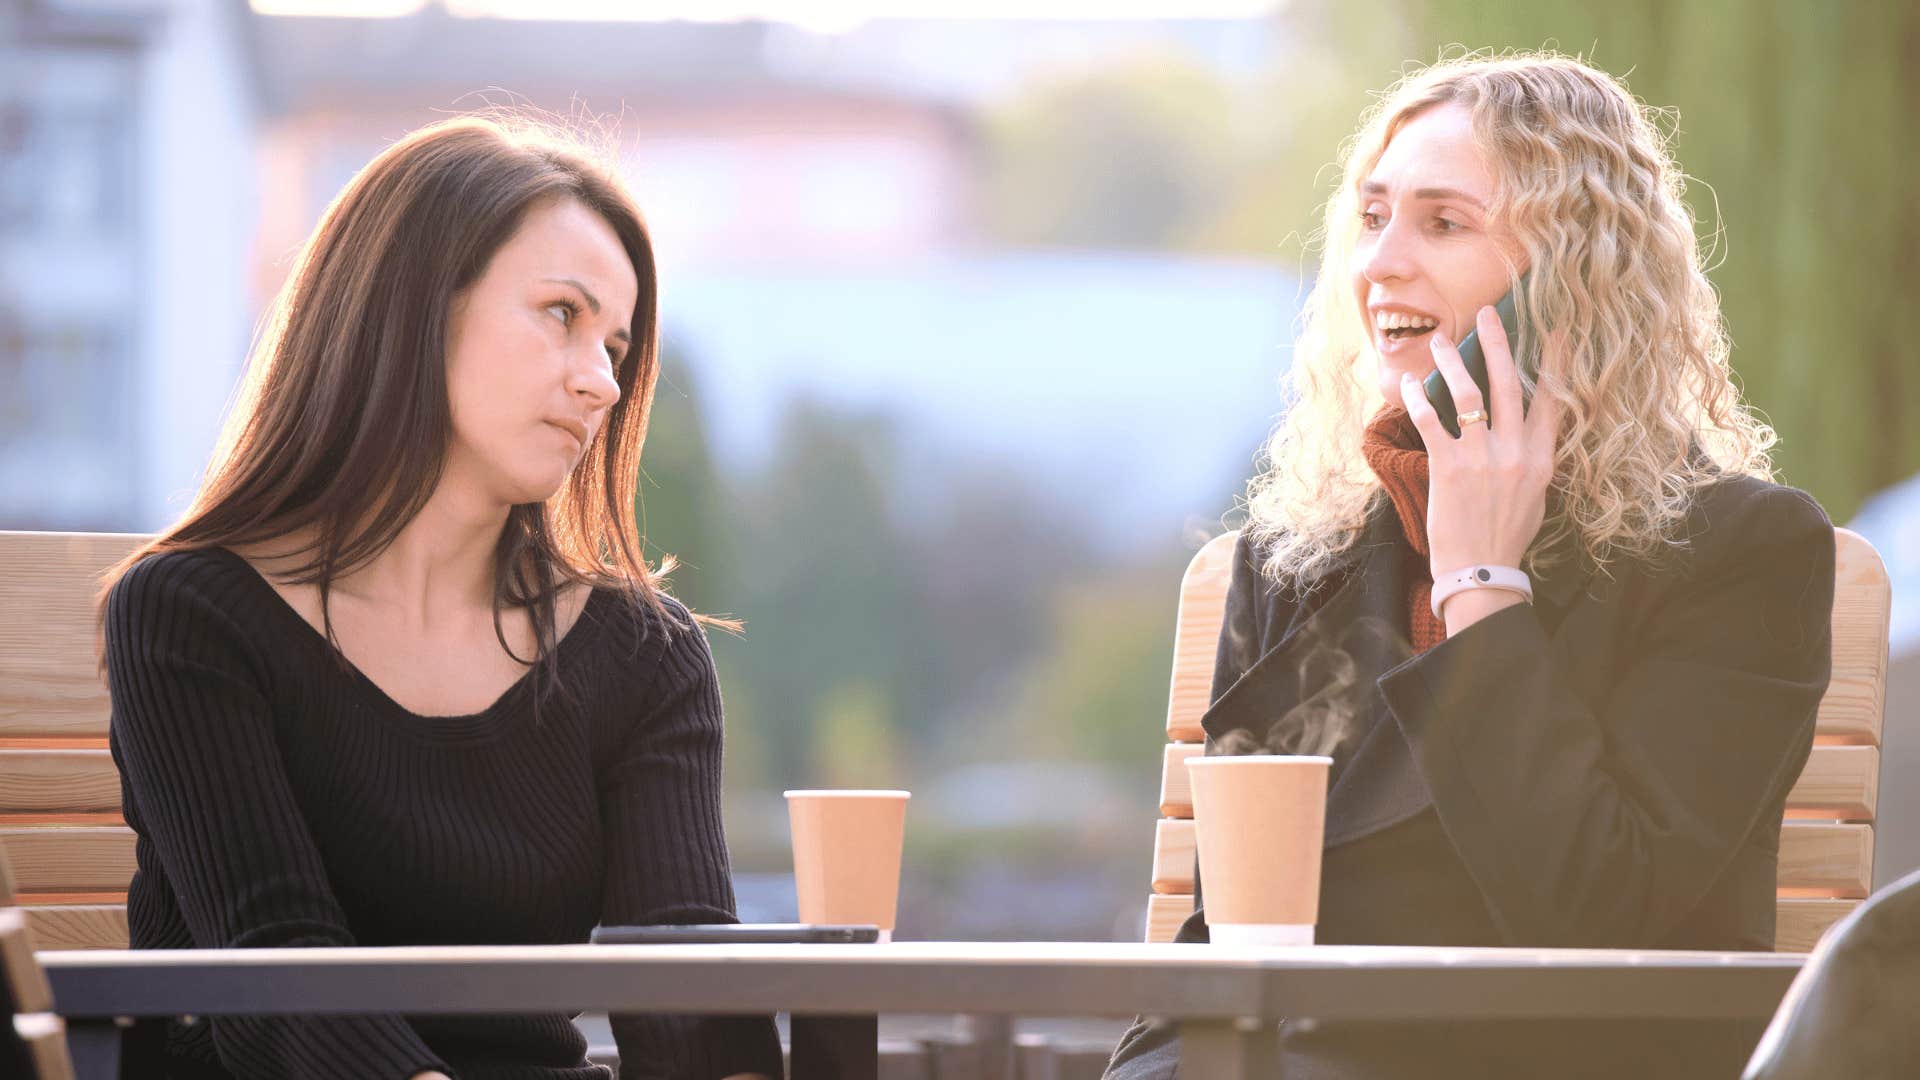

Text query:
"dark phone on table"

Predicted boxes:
[[590, 923, 881, 945], [1422, 277, 1535, 438]]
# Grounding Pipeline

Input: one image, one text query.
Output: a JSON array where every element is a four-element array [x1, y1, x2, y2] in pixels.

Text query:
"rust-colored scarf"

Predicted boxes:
[[1359, 407, 1449, 654]]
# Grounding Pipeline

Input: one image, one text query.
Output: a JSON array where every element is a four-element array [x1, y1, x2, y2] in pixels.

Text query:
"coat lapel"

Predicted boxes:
[[1197, 496, 1601, 849], [1199, 500, 1436, 846]]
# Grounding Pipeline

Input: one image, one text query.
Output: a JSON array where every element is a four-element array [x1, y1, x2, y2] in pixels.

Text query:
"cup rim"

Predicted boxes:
[[1186, 755, 1334, 766], [783, 789, 913, 799]]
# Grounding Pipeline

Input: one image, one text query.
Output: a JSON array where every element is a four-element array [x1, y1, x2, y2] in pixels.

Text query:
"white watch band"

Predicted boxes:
[[1430, 565, 1534, 619]]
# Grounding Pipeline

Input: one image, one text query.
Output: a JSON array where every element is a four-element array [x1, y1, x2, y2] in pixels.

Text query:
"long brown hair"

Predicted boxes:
[[102, 114, 678, 695]]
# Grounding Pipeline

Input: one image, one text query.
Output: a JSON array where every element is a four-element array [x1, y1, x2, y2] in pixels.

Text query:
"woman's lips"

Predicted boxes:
[[1376, 325, 1439, 356]]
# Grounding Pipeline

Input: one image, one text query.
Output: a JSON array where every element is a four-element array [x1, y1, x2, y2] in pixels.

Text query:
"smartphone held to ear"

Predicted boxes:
[[1422, 279, 1535, 438]]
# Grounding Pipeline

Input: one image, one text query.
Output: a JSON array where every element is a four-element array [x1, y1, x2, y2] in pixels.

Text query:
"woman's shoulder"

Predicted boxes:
[[570, 586, 721, 742], [1640, 474, 1837, 610], [1682, 473, 1833, 561], [104, 546, 287, 687], [575, 583, 711, 670], [108, 545, 264, 626]]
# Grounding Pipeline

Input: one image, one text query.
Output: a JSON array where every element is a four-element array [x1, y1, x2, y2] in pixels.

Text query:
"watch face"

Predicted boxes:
[[1476, 569, 1492, 582]]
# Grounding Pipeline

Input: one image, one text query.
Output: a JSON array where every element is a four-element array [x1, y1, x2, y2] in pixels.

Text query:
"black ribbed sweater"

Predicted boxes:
[[103, 547, 783, 1080]]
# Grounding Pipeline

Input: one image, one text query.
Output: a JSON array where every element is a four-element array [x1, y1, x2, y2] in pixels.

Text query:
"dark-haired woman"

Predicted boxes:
[[103, 116, 779, 1080]]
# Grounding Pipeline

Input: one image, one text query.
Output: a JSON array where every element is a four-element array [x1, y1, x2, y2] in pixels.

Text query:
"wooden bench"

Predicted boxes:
[[1143, 528, 1891, 953], [0, 532, 146, 952], [3, 848, 75, 1078]]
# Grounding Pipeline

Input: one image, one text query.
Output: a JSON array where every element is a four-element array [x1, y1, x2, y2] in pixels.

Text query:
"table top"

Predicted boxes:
[[42, 941, 1806, 1023]]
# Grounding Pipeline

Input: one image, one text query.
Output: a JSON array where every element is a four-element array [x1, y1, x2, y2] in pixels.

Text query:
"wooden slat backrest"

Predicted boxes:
[[1162, 533, 1238, 746], [0, 829, 137, 894], [0, 532, 146, 740], [1144, 528, 1889, 954], [3, 844, 75, 1079], [0, 531, 147, 951], [0, 750, 122, 816]]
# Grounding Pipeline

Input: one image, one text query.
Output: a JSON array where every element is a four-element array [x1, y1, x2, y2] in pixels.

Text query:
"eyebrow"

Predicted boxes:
[[1358, 181, 1488, 211], [544, 277, 632, 343]]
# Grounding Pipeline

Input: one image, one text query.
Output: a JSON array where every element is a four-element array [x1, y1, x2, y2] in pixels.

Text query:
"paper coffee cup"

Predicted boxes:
[[1185, 755, 1331, 945], [785, 790, 910, 942]]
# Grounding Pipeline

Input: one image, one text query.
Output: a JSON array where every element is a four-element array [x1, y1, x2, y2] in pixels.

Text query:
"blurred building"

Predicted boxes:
[[246, 10, 980, 275], [5, 2, 1295, 543], [250, 9, 1297, 550], [1, 0, 257, 529]]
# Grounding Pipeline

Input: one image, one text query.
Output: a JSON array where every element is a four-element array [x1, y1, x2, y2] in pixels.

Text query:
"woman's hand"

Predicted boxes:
[[408, 1073, 453, 1080], [1398, 302, 1565, 632]]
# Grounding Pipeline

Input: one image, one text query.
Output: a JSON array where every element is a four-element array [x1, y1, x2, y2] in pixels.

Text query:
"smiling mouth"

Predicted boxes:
[[1374, 311, 1442, 345]]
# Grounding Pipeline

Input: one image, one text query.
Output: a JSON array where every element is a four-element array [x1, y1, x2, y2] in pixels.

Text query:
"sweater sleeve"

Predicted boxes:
[[600, 606, 783, 1080], [105, 555, 450, 1080], [1377, 489, 1836, 947]]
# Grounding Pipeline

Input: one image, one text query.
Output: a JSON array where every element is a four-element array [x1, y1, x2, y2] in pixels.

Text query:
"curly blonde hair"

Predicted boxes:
[[1245, 52, 1776, 590]]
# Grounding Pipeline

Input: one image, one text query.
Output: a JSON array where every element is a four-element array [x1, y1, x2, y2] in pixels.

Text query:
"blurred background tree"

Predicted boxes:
[[636, 348, 732, 616], [981, 0, 1920, 519], [981, 56, 1238, 250], [1385, 0, 1920, 524]]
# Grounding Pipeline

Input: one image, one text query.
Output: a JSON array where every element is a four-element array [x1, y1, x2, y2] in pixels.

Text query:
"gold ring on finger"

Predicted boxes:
[[1457, 409, 1487, 429]]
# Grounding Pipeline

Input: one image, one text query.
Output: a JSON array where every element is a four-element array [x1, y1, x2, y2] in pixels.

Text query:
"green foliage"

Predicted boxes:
[[1191, 3, 1425, 261], [981, 55, 1240, 249], [635, 348, 731, 616], [649, 389, 1194, 870], [1006, 567, 1186, 776], [717, 399, 931, 787], [811, 678, 903, 789], [983, 0, 1920, 517], [1392, 0, 1920, 516]]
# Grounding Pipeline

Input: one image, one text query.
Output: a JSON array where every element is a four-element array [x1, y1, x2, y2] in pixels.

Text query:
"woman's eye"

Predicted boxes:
[[1359, 210, 1385, 230], [1433, 216, 1463, 233], [546, 301, 576, 327]]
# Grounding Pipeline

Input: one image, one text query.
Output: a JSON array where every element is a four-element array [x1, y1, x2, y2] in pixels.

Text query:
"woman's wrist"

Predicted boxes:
[[1439, 586, 1528, 636]]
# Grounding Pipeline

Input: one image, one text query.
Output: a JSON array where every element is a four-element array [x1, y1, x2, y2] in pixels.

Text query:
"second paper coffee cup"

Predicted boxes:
[[1186, 754, 1331, 946]]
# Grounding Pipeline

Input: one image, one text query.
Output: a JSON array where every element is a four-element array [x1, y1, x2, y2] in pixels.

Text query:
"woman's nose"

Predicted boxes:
[[570, 350, 621, 408], [1360, 220, 1416, 284]]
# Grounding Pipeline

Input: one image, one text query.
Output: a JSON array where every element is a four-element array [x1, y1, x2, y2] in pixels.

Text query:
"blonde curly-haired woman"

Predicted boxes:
[[1105, 53, 1834, 1080]]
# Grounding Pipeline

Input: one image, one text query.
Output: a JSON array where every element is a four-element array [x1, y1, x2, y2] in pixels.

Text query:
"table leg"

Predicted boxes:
[[961, 1013, 1014, 1080], [64, 1018, 121, 1080], [790, 1014, 878, 1080], [1181, 1017, 1272, 1079]]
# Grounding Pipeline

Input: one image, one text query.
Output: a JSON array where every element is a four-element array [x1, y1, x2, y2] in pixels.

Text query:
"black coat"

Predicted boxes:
[[1106, 472, 1836, 1079]]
